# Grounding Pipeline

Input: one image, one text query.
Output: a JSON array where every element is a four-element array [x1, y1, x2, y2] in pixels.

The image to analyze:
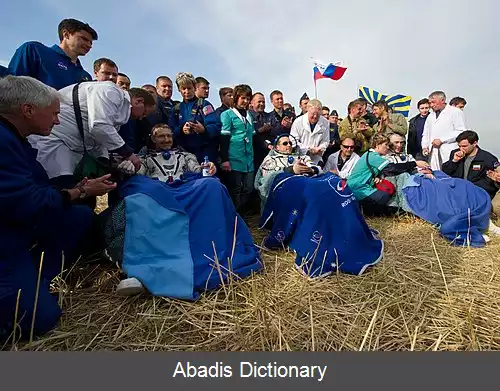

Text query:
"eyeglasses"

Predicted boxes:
[[280, 142, 292, 146], [341, 145, 355, 149]]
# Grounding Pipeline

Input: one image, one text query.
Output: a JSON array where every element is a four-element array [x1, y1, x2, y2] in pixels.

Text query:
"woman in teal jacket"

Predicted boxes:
[[220, 84, 255, 213]]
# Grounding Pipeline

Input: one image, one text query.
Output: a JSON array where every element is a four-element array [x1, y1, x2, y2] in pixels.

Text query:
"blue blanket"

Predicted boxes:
[[402, 171, 491, 247], [118, 175, 262, 299], [259, 172, 384, 276]]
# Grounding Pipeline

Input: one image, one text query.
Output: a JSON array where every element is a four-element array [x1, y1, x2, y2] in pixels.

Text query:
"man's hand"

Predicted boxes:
[[191, 121, 205, 134], [309, 147, 323, 155], [125, 153, 141, 171], [416, 160, 431, 169], [81, 174, 117, 197], [292, 160, 314, 175], [452, 150, 465, 162], [221, 161, 232, 172], [281, 117, 292, 128], [208, 162, 217, 176], [487, 170, 500, 182], [374, 177, 382, 184], [258, 123, 272, 133], [117, 160, 136, 175], [422, 148, 429, 156], [182, 122, 192, 135], [432, 139, 443, 148]]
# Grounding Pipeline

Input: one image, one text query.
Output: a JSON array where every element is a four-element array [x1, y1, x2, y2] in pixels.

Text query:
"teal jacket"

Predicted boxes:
[[220, 108, 255, 173]]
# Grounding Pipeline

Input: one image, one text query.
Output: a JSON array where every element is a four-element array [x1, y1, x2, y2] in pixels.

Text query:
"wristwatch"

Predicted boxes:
[[76, 185, 88, 199]]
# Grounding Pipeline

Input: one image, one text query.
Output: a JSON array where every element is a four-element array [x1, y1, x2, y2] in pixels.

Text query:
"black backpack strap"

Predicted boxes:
[[72, 82, 87, 153]]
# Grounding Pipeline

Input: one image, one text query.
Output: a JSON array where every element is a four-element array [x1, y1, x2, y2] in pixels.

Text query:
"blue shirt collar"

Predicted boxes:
[[50, 44, 84, 68]]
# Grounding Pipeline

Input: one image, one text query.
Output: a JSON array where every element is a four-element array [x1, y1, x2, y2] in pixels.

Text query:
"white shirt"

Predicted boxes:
[[31, 81, 131, 178], [324, 151, 360, 179], [290, 114, 330, 164], [421, 104, 466, 170]]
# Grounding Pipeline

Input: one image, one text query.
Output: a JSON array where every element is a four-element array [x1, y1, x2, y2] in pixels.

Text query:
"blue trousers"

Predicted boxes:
[[0, 205, 93, 343]]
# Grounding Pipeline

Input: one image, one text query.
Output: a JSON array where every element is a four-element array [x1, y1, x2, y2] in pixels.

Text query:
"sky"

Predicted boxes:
[[1, 0, 499, 154]]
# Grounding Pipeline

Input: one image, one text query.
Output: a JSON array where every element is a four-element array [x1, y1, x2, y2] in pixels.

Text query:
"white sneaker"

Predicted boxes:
[[483, 234, 491, 243], [489, 220, 500, 236], [116, 277, 145, 296]]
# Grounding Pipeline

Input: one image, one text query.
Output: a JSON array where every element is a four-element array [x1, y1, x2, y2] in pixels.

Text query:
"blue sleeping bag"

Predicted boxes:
[[259, 172, 384, 276], [112, 175, 262, 300], [402, 171, 491, 247]]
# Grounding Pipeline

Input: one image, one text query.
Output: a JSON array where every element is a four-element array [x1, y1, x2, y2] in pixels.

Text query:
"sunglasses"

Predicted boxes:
[[341, 145, 355, 149], [280, 141, 292, 146]]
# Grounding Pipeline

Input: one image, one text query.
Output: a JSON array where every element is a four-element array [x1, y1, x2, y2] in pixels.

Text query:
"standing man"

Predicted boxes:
[[249, 92, 280, 170], [407, 98, 430, 159], [270, 90, 295, 134], [116, 73, 131, 91], [147, 76, 175, 128], [296, 93, 310, 118], [421, 91, 466, 170], [33, 82, 154, 189], [450, 96, 467, 110], [93, 58, 118, 83], [215, 87, 234, 118], [195, 76, 210, 99], [290, 99, 330, 165], [8, 18, 97, 90]]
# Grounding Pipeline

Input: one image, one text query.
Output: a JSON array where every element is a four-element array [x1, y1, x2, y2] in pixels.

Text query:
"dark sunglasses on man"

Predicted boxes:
[[342, 144, 355, 149]]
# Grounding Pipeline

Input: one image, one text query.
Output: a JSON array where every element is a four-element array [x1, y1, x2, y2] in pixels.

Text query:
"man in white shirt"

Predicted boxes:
[[421, 90, 466, 171], [290, 99, 330, 165], [32, 81, 155, 188]]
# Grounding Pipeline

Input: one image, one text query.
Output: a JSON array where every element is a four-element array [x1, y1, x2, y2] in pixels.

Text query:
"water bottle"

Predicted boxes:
[[202, 156, 210, 177]]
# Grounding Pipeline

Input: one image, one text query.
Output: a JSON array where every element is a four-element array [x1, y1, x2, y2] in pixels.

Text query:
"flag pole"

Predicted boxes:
[[314, 81, 318, 99]]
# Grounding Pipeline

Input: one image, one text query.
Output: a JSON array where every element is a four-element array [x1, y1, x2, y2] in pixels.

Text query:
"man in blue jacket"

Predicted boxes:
[[0, 76, 115, 342], [8, 18, 97, 90]]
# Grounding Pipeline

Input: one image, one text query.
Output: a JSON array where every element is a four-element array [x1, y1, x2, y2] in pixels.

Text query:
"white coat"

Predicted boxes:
[[31, 81, 130, 178], [290, 114, 330, 164], [421, 104, 466, 171], [323, 151, 360, 179]]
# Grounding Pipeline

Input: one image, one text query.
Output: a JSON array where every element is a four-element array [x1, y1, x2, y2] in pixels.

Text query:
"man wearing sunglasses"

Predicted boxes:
[[324, 135, 360, 179]]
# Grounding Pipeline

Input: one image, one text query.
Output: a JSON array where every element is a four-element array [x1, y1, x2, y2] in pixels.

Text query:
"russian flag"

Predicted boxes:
[[313, 62, 347, 83]]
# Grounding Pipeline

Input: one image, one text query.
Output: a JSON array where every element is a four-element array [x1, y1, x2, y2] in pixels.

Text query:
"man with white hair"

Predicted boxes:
[[290, 99, 330, 165], [0, 76, 117, 342], [421, 91, 466, 171], [32, 81, 155, 190]]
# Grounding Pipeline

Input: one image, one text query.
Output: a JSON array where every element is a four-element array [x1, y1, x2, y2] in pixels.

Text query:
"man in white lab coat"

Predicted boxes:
[[32, 81, 155, 189], [290, 99, 330, 165], [421, 90, 466, 171]]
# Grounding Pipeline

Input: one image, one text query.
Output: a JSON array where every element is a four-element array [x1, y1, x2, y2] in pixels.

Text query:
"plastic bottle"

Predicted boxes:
[[202, 156, 210, 177]]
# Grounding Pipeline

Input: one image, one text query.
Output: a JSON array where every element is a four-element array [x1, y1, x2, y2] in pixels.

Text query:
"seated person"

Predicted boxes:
[[255, 134, 321, 206], [323, 135, 360, 179], [442, 130, 499, 236], [386, 133, 434, 178], [136, 123, 216, 183], [347, 134, 429, 216]]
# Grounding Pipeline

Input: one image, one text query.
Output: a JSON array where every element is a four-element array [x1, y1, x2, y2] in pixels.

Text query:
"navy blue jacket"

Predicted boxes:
[[0, 66, 9, 78], [169, 98, 221, 163], [147, 97, 175, 128], [8, 42, 92, 90], [0, 117, 74, 256]]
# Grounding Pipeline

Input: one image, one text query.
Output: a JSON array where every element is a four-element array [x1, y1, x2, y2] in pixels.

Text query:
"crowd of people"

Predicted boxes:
[[1, 18, 499, 342]]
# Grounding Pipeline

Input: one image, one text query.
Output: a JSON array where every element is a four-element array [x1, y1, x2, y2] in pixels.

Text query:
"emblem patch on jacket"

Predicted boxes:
[[472, 164, 481, 171], [202, 105, 214, 116]]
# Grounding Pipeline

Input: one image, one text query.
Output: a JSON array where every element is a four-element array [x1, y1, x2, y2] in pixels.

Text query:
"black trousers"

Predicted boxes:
[[226, 170, 255, 214]]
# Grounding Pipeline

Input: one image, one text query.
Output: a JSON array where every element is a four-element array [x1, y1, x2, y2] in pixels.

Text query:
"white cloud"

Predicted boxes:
[[138, 0, 499, 153]]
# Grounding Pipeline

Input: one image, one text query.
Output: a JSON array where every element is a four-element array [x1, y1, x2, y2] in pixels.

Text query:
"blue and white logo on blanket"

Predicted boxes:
[[324, 175, 353, 198]]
